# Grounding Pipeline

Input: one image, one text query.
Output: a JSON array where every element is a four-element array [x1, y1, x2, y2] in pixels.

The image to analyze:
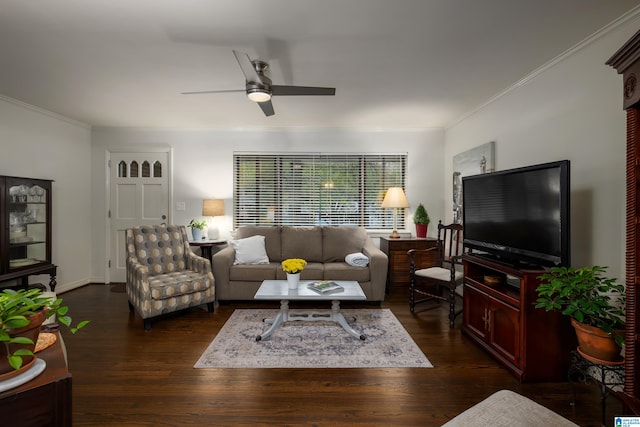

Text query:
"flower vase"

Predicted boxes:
[[287, 273, 300, 290]]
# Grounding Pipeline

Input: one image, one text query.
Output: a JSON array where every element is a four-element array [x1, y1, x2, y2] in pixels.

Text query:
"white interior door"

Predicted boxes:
[[109, 152, 169, 283]]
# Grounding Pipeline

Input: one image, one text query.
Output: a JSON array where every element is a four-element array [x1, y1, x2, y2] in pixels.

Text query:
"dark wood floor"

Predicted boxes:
[[58, 284, 621, 426]]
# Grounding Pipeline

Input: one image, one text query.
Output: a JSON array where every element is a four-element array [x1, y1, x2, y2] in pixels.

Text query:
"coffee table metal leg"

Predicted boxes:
[[331, 300, 366, 340], [256, 299, 289, 341]]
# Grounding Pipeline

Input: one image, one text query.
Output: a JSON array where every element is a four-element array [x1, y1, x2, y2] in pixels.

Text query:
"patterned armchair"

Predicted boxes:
[[126, 225, 215, 330]]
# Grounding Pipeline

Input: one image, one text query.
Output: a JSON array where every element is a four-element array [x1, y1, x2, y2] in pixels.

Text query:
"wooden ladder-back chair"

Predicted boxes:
[[408, 220, 465, 326]]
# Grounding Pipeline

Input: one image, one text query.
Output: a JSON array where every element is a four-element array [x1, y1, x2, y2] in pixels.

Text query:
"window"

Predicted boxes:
[[234, 153, 407, 230]]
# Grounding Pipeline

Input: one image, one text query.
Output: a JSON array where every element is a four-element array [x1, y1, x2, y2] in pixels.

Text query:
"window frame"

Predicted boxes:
[[233, 152, 407, 230]]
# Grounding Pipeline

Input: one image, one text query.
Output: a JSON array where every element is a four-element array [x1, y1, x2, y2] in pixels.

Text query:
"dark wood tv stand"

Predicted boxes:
[[462, 254, 575, 382]]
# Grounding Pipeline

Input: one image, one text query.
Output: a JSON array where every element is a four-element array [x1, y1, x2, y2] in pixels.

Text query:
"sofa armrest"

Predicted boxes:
[[212, 246, 236, 287], [362, 238, 388, 295]]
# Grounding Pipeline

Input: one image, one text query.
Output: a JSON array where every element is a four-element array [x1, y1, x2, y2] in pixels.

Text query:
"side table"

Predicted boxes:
[[568, 349, 624, 427], [0, 331, 71, 426], [379, 237, 438, 294], [189, 239, 227, 265]]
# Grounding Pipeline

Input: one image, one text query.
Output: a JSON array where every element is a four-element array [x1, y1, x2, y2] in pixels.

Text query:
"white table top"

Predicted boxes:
[[254, 280, 366, 301]]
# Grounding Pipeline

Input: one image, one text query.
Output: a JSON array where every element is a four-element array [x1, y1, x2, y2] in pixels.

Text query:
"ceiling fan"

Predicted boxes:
[[182, 50, 336, 117]]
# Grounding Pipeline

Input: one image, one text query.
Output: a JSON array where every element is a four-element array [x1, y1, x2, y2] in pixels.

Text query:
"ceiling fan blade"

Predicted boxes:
[[181, 89, 245, 95], [271, 85, 335, 96], [233, 50, 263, 84], [257, 100, 275, 117]]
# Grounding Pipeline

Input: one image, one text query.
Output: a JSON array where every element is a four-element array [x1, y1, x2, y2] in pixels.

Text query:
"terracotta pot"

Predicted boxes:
[[415, 223, 428, 238], [0, 310, 46, 376], [571, 318, 623, 363]]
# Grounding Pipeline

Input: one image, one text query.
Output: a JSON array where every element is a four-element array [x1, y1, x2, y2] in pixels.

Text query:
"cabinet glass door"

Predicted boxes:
[[8, 181, 48, 270]]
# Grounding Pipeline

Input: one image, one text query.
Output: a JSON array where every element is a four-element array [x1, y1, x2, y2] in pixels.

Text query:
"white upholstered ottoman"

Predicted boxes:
[[441, 390, 578, 426]]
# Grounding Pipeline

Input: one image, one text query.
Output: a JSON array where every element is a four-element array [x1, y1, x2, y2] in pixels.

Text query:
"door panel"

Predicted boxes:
[[109, 152, 169, 283], [142, 184, 164, 219]]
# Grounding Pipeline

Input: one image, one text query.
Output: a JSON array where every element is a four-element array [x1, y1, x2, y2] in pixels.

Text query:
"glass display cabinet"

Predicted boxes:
[[0, 176, 57, 291]]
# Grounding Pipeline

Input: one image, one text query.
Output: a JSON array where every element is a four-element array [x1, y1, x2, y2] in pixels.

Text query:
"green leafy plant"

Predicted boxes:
[[188, 219, 207, 230], [535, 266, 625, 346], [413, 203, 430, 225], [0, 288, 89, 370]]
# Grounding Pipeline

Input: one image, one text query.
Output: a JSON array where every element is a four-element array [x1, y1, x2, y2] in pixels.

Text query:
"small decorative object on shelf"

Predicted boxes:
[[307, 280, 344, 295], [281, 258, 307, 290]]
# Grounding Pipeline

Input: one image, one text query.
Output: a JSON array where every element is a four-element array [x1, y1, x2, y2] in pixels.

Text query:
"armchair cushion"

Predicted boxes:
[[131, 225, 186, 275], [148, 270, 212, 300]]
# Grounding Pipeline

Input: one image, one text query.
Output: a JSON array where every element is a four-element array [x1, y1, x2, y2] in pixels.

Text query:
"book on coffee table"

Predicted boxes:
[[307, 280, 344, 294]]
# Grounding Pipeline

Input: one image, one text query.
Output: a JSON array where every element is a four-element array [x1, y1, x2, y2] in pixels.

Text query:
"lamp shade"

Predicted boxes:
[[202, 199, 225, 216], [381, 187, 409, 208]]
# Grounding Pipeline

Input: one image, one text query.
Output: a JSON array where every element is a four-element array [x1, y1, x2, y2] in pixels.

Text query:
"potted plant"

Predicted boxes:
[[188, 219, 207, 241], [413, 204, 430, 238], [281, 258, 307, 290], [535, 265, 625, 363], [0, 288, 89, 374]]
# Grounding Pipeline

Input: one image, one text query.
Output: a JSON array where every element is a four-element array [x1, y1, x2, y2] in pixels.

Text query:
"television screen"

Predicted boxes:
[[462, 160, 570, 267]]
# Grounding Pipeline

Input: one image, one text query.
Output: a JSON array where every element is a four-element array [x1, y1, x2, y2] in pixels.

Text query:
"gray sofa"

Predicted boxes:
[[213, 226, 388, 301]]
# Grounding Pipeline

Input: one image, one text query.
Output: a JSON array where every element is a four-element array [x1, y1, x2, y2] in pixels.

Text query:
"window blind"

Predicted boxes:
[[234, 153, 407, 229]]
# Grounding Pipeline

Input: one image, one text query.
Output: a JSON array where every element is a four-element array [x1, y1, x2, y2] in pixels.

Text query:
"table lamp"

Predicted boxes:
[[381, 187, 409, 239], [203, 199, 225, 239]]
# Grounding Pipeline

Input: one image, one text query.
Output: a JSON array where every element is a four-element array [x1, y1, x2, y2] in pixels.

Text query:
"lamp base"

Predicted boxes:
[[389, 230, 401, 239]]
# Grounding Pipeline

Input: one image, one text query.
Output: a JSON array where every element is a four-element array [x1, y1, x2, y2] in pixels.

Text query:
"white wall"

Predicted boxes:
[[445, 16, 640, 280], [0, 96, 92, 292], [90, 127, 445, 282]]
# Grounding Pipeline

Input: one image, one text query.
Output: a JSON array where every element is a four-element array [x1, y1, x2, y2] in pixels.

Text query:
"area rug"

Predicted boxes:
[[194, 308, 432, 368]]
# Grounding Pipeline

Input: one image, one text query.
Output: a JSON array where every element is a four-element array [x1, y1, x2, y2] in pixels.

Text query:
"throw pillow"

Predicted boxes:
[[230, 235, 270, 265]]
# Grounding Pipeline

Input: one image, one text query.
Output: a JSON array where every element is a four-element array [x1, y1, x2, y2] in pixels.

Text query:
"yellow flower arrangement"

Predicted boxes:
[[281, 258, 307, 274]]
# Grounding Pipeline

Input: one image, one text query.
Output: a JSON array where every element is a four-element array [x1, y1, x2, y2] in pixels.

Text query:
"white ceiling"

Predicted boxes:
[[0, 0, 638, 129]]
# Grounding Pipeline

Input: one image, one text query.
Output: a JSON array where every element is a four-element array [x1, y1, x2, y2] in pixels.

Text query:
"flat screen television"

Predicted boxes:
[[462, 160, 570, 268]]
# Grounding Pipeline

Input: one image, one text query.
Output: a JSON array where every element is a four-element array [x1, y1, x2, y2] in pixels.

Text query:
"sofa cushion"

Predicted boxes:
[[281, 226, 323, 262], [230, 263, 278, 281], [230, 235, 270, 265], [322, 226, 367, 262], [276, 262, 324, 281], [324, 262, 370, 282], [236, 226, 282, 261]]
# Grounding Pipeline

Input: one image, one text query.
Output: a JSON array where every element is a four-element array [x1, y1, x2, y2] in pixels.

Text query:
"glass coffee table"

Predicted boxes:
[[253, 280, 367, 341]]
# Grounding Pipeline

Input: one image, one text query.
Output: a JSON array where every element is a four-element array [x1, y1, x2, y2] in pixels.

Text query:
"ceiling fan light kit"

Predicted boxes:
[[247, 88, 272, 103], [183, 50, 335, 117]]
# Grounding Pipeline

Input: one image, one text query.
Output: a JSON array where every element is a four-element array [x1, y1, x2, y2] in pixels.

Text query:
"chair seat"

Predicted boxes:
[[148, 270, 211, 300], [415, 266, 463, 282]]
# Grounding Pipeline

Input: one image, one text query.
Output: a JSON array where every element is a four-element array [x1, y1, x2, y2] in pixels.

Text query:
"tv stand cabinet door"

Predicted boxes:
[[463, 284, 489, 341], [463, 284, 520, 369], [488, 298, 520, 367]]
